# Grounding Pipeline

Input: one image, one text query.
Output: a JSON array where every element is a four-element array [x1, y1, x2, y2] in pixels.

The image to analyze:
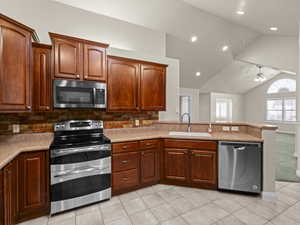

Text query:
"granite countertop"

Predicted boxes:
[[105, 130, 263, 143], [0, 133, 53, 169], [0, 124, 266, 169]]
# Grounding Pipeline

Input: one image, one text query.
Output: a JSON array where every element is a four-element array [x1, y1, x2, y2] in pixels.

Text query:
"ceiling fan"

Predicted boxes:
[[254, 65, 266, 82]]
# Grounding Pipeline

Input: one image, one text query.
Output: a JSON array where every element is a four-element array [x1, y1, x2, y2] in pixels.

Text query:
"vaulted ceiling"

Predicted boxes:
[[54, 0, 298, 93]]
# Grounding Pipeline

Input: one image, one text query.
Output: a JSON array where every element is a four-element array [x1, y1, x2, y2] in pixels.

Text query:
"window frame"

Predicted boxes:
[[215, 98, 233, 122], [265, 96, 297, 123], [179, 95, 192, 122]]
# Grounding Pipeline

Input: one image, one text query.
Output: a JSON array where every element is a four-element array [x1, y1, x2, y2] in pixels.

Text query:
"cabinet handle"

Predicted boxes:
[[26, 106, 31, 110], [122, 177, 129, 181], [46, 106, 50, 110], [146, 143, 152, 146], [122, 146, 128, 149], [121, 160, 128, 164], [76, 74, 80, 78]]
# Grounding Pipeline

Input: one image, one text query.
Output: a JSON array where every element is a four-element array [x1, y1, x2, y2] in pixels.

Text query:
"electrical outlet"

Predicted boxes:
[[222, 126, 230, 131], [231, 126, 240, 132], [135, 120, 140, 127], [12, 124, 20, 134]]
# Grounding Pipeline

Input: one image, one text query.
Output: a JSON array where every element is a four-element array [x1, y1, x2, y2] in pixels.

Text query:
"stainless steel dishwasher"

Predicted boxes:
[[218, 141, 262, 193]]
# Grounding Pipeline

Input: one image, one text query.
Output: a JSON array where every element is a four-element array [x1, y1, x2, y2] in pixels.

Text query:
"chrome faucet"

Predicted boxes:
[[181, 113, 191, 132]]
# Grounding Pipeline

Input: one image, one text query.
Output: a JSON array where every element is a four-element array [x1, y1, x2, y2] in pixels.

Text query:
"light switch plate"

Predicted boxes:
[[12, 124, 20, 134], [222, 126, 230, 131], [231, 126, 239, 132]]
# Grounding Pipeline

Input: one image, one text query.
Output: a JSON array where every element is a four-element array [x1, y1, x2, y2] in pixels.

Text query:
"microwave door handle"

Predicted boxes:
[[93, 88, 97, 105]]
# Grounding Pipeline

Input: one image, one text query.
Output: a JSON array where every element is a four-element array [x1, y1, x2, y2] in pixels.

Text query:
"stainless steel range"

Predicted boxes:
[[50, 120, 111, 215]]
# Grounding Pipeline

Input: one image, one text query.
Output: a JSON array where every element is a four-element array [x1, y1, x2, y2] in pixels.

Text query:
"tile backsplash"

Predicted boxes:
[[0, 110, 158, 134]]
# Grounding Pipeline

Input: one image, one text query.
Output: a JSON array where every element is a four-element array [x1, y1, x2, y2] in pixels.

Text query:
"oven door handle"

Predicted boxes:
[[53, 166, 110, 178], [52, 145, 111, 157]]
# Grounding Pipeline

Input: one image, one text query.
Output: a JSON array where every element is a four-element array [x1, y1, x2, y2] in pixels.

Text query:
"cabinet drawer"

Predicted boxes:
[[113, 141, 139, 153], [140, 139, 159, 150], [113, 169, 139, 191], [113, 152, 139, 172], [164, 139, 217, 151]]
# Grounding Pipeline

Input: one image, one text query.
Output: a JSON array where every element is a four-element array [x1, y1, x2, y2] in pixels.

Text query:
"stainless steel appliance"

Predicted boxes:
[[50, 120, 111, 215], [218, 141, 262, 193], [53, 80, 106, 109]]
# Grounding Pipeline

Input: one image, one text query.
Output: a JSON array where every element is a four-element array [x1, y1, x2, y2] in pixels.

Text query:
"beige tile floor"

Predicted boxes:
[[17, 181, 300, 225]]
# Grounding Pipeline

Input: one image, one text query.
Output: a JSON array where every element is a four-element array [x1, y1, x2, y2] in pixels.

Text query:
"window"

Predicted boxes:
[[215, 98, 232, 122], [180, 96, 191, 122], [266, 78, 296, 122]]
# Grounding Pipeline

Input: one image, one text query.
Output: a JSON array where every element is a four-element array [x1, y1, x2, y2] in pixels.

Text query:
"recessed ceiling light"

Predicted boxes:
[[196, 72, 201, 76], [236, 11, 245, 15], [270, 27, 278, 31], [191, 36, 198, 42], [222, 45, 229, 52]]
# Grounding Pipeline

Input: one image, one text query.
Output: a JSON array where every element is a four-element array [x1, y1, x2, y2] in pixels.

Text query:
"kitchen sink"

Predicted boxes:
[[168, 131, 212, 137]]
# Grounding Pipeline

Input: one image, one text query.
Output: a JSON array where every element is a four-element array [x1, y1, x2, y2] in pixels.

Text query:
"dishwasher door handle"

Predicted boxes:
[[233, 146, 246, 151]]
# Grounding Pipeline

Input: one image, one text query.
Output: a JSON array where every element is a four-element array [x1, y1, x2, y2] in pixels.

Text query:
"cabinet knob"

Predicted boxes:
[[26, 106, 31, 110], [121, 160, 128, 164], [122, 146, 128, 149], [46, 106, 50, 110], [76, 75, 80, 78]]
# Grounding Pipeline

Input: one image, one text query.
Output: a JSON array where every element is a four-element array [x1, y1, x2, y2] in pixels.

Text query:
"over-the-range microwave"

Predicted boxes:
[[53, 79, 106, 109]]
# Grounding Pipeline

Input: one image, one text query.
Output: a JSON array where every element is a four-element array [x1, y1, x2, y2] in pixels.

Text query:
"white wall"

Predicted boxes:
[[210, 92, 244, 122], [0, 0, 166, 56], [238, 35, 298, 73], [108, 48, 180, 122], [244, 73, 297, 133], [199, 94, 211, 122], [179, 88, 200, 122]]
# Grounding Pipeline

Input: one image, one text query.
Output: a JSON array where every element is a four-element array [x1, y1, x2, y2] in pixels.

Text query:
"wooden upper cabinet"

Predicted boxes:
[[49, 33, 109, 81], [190, 150, 217, 186], [51, 36, 82, 79], [0, 14, 37, 112], [32, 43, 52, 111], [16, 151, 49, 223], [140, 64, 166, 111], [107, 56, 140, 111], [83, 44, 106, 81]]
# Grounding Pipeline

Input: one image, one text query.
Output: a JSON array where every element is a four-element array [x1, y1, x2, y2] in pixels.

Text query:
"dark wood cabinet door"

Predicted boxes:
[[190, 150, 217, 185], [3, 160, 17, 225], [0, 19, 31, 112], [0, 170, 4, 225], [140, 64, 166, 111], [83, 44, 106, 81], [164, 149, 188, 182], [32, 44, 52, 111], [141, 149, 159, 184], [52, 37, 82, 79], [16, 151, 49, 223], [107, 57, 140, 111]]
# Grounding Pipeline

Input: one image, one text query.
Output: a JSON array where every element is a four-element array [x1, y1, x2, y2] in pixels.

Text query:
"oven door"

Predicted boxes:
[[53, 79, 106, 109]]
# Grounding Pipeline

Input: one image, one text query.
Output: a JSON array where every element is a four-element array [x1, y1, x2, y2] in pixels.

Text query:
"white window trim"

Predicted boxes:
[[215, 98, 232, 122], [179, 94, 192, 120]]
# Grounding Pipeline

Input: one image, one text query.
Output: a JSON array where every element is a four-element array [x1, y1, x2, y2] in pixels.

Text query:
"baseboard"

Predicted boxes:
[[262, 192, 277, 201], [296, 169, 300, 178]]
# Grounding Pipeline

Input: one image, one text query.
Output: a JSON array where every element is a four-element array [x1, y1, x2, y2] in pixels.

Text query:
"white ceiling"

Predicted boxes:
[[199, 61, 281, 94], [54, 0, 260, 90], [183, 0, 300, 36]]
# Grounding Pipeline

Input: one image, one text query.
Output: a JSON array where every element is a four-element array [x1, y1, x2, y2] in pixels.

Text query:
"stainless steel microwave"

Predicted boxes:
[[53, 80, 106, 109]]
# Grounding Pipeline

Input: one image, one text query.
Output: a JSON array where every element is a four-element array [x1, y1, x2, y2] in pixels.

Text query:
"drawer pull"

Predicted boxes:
[[122, 146, 128, 149], [121, 160, 128, 164], [122, 177, 129, 181], [146, 143, 152, 146]]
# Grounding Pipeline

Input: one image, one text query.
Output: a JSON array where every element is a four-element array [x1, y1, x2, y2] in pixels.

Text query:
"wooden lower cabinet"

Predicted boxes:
[[163, 140, 218, 188], [112, 140, 160, 194], [164, 149, 188, 182], [190, 150, 217, 186], [16, 151, 49, 223], [0, 151, 49, 225], [140, 149, 159, 184], [3, 160, 17, 225]]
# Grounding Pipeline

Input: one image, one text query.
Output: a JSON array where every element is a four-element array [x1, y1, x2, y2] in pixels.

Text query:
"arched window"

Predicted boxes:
[[267, 79, 296, 94], [266, 78, 296, 122]]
